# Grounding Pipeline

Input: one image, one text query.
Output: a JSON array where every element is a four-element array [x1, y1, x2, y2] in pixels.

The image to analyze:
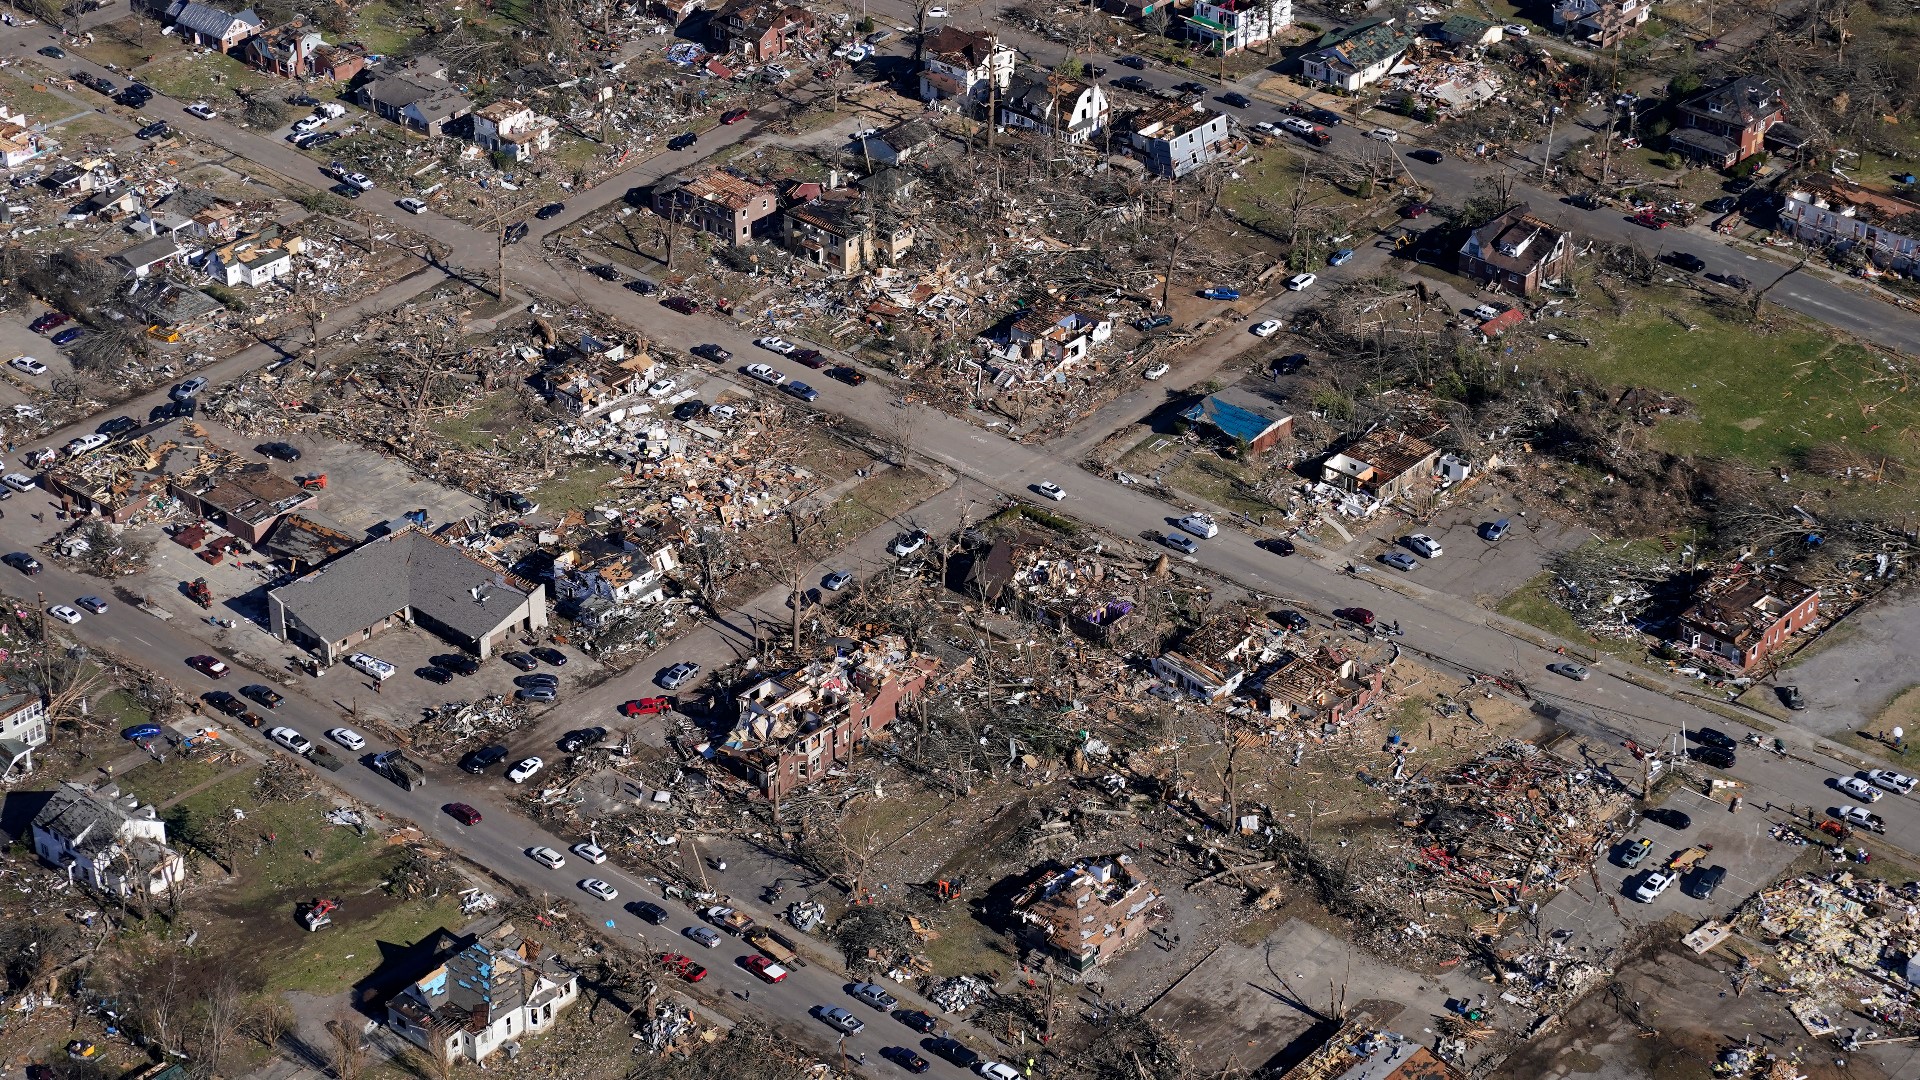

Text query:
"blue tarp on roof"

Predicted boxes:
[[1180, 393, 1284, 443]]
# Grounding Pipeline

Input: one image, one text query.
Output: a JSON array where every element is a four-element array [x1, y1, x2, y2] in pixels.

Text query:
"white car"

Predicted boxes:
[[507, 756, 544, 784], [1839, 776, 1884, 803], [927, 4, 948, 14], [290, 116, 324, 135], [1366, 127, 1400, 142], [268, 726, 313, 755], [347, 652, 395, 681], [1253, 120, 1279, 136], [65, 434, 108, 456], [1177, 513, 1220, 539], [975, 1064, 1022, 1080], [1033, 481, 1066, 501], [1504, 22, 1530, 35], [9, 356, 46, 376], [579, 878, 618, 901], [328, 727, 366, 751], [1868, 768, 1917, 795], [46, 604, 81, 625], [1251, 319, 1282, 337], [184, 102, 217, 119], [572, 841, 609, 864], [397, 197, 428, 214], [1631, 870, 1674, 903], [528, 846, 566, 868], [1143, 363, 1170, 380], [2, 474, 32, 492], [754, 336, 797, 354], [342, 172, 375, 192], [1285, 273, 1317, 291], [647, 377, 678, 398], [1405, 533, 1443, 558], [745, 364, 786, 385]]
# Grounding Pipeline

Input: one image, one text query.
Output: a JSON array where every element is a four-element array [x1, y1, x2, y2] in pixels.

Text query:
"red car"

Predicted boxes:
[[1399, 202, 1428, 218], [660, 953, 707, 982], [30, 311, 70, 334], [1333, 607, 1375, 627], [186, 654, 231, 679], [743, 955, 788, 983], [720, 108, 749, 125], [620, 697, 672, 717], [446, 803, 482, 825]]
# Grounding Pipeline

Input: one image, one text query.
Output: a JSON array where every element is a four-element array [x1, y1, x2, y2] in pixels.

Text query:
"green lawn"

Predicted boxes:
[[1570, 295, 1914, 469], [138, 50, 282, 110], [1494, 572, 1646, 663], [167, 771, 464, 993], [433, 390, 527, 449], [345, 0, 422, 57], [0, 70, 80, 123], [112, 753, 250, 808], [532, 464, 621, 514], [95, 688, 153, 727]]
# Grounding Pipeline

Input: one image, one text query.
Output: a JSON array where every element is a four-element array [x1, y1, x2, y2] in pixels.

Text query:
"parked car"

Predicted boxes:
[[628, 901, 670, 923], [1619, 838, 1654, 867], [1780, 684, 1806, 710], [783, 380, 820, 402], [1404, 533, 1442, 558], [397, 197, 428, 214], [1867, 768, 1917, 795], [1162, 532, 1198, 555], [662, 296, 700, 314], [136, 121, 171, 140], [184, 103, 218, 119], [531, 647, 568, 667], [1134, 314, 1173, 331], [658, 661, 701, 689], [445, 803, 482, 825], [268, 726, 314, 755], [1632, 870, 1674, 903], [1691, 745, 1737, 769], [461, 745, 510, 773], [416, 666, 453, 684], [818, 1007, 866, 1035], [9, 357, 46, 376], [880, 1047, 930, 1074], [589, 264, 621, 281], [621, 696, 673, 716], [1480, 519, 1511, 541], [500, 651, 538, 671], [1410, 148, 1444, 164], [1645, 807, 1692, 830], [573, 841, 608, 864], [1328, 248, 1354, 266], [1307, 108, 1344, 126], [1198, 286, 1240, 300], [683, 925, 722, 948], [76, 595, 109, 614], [203, 691, 246, 717], [692, 343, 732, 362], [516, 686, 558, 703], [1251, 319, 1282, 337], [1272, 609, 1310, 631], [579, 878, 618, 901], [186, 654, 228, 678], [30, 312, 71, 333], [829, 365, 867, 386], [535, 202, 566, 220], [328, 727, 366, 751], [1143, 362, 1171, 380], [1684, 865, 1728, 899], [1664, 252, 1707, 273], [171, 377, 208, 400], [850, 982, 899, 1010], [507, 757, 545, 784], [926, 1039, 980, 1068], [1380, 551, 1418, 571], [823, 570, 853, 591], [243, 685, 285, 709], [890, 531, 928, 556], [38, 46, 64, 58], [1285, 273, 1317, 291], [668, 132, 698, 150], [1032, 481, 1066, 501], [721, 108, 750, 124], [1365, 126, 1400, 142], [745, 363, 786, 385], [257, 441, 302, 461], [1219, 92, 1252, 108], [1548, 662, 1591, 681], [1334, 607, 1374, 626], [528, 846, 566, 869], [1839, 776, 1883, 803], [791, 347, 828, 368], [560, 726, 610, 751]]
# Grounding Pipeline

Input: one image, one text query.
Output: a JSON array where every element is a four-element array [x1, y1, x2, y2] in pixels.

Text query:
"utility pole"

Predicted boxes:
[[1541, 106, 1557, 182]]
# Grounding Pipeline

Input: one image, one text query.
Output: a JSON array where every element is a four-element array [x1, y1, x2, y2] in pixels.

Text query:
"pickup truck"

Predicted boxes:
[[372, 749, 427, 790], [703, 905, 755, 935], [1835, 805, 1887, 834], [744, 955, 789, 983]]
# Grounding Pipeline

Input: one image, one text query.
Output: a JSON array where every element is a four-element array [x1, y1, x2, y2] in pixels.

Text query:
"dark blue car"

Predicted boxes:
[[783, 380, 819, 402], [122, 724, 163, 741], [51, 327, 85, 346]]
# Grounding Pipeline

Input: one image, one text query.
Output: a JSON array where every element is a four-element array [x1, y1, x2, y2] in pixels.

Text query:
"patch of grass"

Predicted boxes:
[[1574, 293, 1913, 469], [112, 753, 250, 807], [95, 689, 153, 727], [532, 464, 621, 513], [1166, 452, 1284, 518], [138, 50, 280, 109], [433, 391, 527, 449], [274, 891, 463, 993], [0, 71, 81, 122], [345, 0, 420, 57], [1222, 146, 1304, 225], [1494, 572, 1644, 663]]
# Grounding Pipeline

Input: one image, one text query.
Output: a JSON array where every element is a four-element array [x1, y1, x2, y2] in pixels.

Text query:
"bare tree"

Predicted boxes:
[[324, 1010, 368, 1080], [195, 967, 250, 1074]]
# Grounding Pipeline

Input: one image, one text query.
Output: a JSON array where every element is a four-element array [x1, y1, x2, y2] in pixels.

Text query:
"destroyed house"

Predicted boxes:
[[32, 782, 186, 898], [652, 169, 778, 247], [151, 188, 241, 239], [355, 56, 473, 135], [965, 541, 1138, 643], [0, 106, 48, 168], [1123, 102, 1231, 179], [1002, 298, 1112, 366], [1677, 570, 1818, 672], [784, 194, 912, 273], [547, 364, 645, 417], [1456, 203, 1573, 297], [1780, 179, 1920, 275], [1252, 647, 1382, 725], [550, 527, 679, 605], [470, 99, 558, 163], [43, 434, 184, 522], [1299, 18, 1415, 92], [1320, 427, 1441, 503], [165, 0, 260, 52], [860, 120, 941, 166], [1150, 616, 1261, 701], [1435, 14, 1502, 45], [918, 27, 1015, 102], [999, 71, 1109, 144], [1179, 388, 1293, 454], [262, 512, 359, 572], [716, 639, 950, 800], [1013, 856, 1158, 971], [267, 526, 548, 664], [169, 463, 315, 544], [1276, 1015, 1463, 1080], [110, 234, 189, 279], [240, 19, 365, 80], [126, 280, 224, 329], [1672, 75, 1785, 168], [712, 0, 816, 61], [386, 921, 579, 1064], [203, 236, 297, 288], [1550, 0, 1649, 47]]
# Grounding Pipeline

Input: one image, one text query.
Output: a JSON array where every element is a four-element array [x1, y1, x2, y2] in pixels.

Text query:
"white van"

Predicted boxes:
[[1177, 513, 1220, 539], [347, 652, 395, 681], [1405, 533, 1443, 558]]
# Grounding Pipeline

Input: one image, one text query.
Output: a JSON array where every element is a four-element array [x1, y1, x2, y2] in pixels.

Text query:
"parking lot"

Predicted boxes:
[[295, 623, 595, 730], [0, 309, 76, 411], [1349, 495, 1594, 605]]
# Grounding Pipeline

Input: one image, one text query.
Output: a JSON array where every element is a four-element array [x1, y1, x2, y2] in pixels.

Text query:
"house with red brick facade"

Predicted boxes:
[[1676, 570, 1819, 672], [715, 637, 962, 800], [711, 0, 816, 61], [1670, 75, 1786, 169]]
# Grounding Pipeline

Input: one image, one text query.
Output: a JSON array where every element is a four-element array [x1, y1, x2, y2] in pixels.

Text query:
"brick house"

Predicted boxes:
[[783, 194, 912, 273], [712, 0, 816, 61], [239, 20, 366, 80], [715, 637, 955, 800], [1780, 178, 1920, 276], [1456, 203, 1575, 296], [1670, 75, 1785, 169], [1677, 570, 1819, 672], [1013, 856, 1159, 971], [651, 169, 778, 246]]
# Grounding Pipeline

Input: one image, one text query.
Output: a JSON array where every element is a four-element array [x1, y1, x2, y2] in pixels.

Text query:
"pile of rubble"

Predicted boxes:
[[409, 696, 526, 753], [1740, 873, 1920, 1037]]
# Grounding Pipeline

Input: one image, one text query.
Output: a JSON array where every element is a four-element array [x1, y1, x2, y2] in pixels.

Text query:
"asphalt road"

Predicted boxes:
[[8, 15, 1920, 1064]]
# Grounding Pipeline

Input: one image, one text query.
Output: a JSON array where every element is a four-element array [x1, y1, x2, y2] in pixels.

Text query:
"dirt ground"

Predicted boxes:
[[1492, 934, 1892, 1080]]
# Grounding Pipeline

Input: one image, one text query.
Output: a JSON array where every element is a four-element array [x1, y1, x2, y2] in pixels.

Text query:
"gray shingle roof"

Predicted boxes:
[[34, 783, 146, 857], [170, 1, 259, 39], [269, 528, 537, 645]]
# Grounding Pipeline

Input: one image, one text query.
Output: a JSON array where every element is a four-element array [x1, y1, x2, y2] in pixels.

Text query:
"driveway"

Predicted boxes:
[[1774, 590, 1920, 738]]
